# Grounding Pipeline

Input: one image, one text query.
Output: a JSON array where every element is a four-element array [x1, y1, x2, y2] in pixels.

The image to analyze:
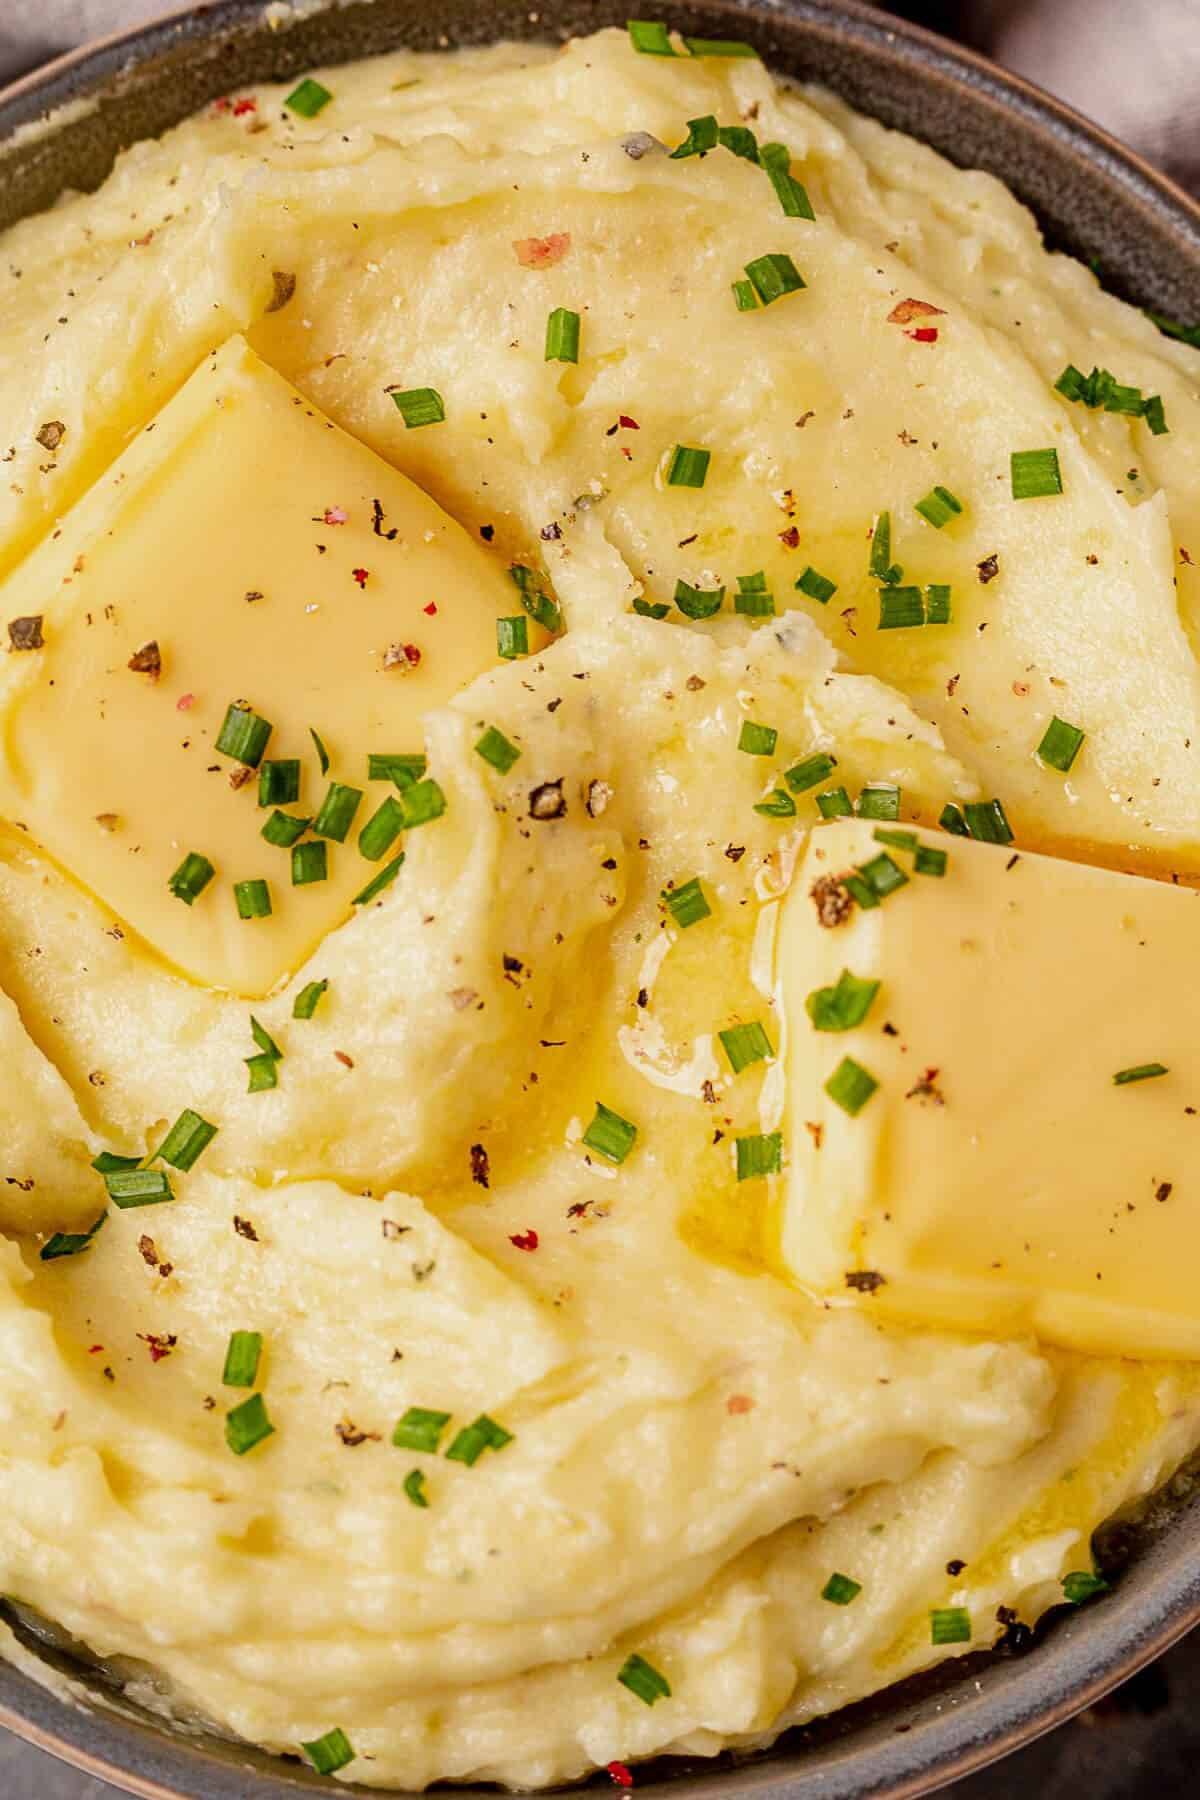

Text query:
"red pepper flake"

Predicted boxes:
[[423, 602, 438, 615], [176, 692, 196, 712], [352, 567, 369, 588], [778, 525, 801, 549], [513, 232, 571, 268], [509, 1229, 539, 1251], [804, 1121, 824, 1149], [88, 1344, 104, 1354], [383, 642, 422, 671], [607, 1764, 634, 1790], [232, 96, 258, 116], [887, 297, 946, 325], [212, 96, 233, 114], [323, 506, 347, 526], [618, 415, 640, 430], [137, 1332, 178, 1363], [905, 326, 939, 344], [726, 1393, 755, 1414], [334, 1050, 355, 1068]]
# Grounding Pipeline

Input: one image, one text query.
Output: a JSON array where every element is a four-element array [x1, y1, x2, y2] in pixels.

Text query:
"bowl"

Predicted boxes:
[[1, 3, 1199, 1797]]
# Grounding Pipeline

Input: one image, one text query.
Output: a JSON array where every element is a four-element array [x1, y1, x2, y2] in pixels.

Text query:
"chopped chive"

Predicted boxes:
[[806, 969, 880, 1032], [398, 777, 446, 829], [855, 786, 900, 822], [914, 844, 948, 877], [403, 1468, 429, 1508], [1011, 447, 1063, 499], [368, 752, 426, 787], [168, 851, 214, 906], [721, 126, 763, 160], [476, 727, 522, 774], [618, 1653, 672, 1706], [963, 798, 1013, 844], [856, 851, 908, 899], [261, 809, 310, 848], [245, 1053, 278, 1093], [795, 566, 837, 604], [352, 851, 405, 905], [1142, 393, 1169, 435], [582, 1102, 637, 1165], [357, 796, 405, 862], [633, 597, 671, 619], [674, 577, 724, 618], [670, 115, 719, 160], [759, 141, 815, 219], [284, 77, 333, 118], [733, 278, 759, 312], [662, 876, 711, 928], [816, 786, 853, 819], [545, 307, 581, 364], [627, 19, 675, 54], [914, 485, 963, 529], [666, 445, 710, 488], [683, 34, 757, 56], [1054, 364, 1086, 402], [92, 1151, 141, 1174], [841, 873, 878, 911], [301, 1729, 356, 1777], [257, 760, 300, 807], [293, 979, 328, 1020], [737, 571, 767, 592], [1145, 308, 1200, 347], [1037, 716, 1085, 773], [785, 752, 837, 793], [930, 1607, 971, 1645], [312, 781, 363, 843], [234, 878, 271, 919], [738, 720, 777, 756], [251, 1016, 282, 1061], [445, 1413, 514, 1465], [215, 702, 272, 767], [753, 789, 796, 817], [822, 1573, 862, 1605], [309, 727, 330, 776], [497, 615, 529, 659], [222, 1330, 262, 1388], [734, 587, 775, 616], [1113, 1062, 1168, 1085], [104, 1168, 174, 1209], [1061, 1570, 1108, 1604], [155, 1108, 217, 1172], [869, 511, 901, 585], [940, 802, 969, 837], [391, 386, 445, 428], [510, 563, 562, 634], [291, 839, 328, 886], [925, 583, 952, 625], [392, 1406, 451, 1453], [226, 1393, 274, 1456], [744, 252, 805, 306], [735, 1131, 783, 1180], [873, 828, 917, 851], [878, 585, 924, 630], [1105, 381, 1143, 416], [719, 1020, 774, 1073], [825, 1056, 878, 1116], [40, 1213, 106, 1262]]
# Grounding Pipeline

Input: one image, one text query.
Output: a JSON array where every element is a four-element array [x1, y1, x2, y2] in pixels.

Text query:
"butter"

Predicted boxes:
[[777, 819, 1200, 1358], [0, 337, 518, 995]]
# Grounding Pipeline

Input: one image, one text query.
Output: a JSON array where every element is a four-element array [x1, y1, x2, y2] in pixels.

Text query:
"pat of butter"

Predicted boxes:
[[0, 337, 517, 996], [777, 819, 1200, 1359]]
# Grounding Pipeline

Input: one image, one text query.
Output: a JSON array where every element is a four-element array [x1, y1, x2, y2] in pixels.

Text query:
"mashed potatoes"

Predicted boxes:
[[0, 22, 1198, 1790]]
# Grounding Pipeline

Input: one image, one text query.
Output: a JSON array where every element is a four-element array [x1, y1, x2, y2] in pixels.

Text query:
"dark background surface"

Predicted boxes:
[[1, 0, 1198, 1795]]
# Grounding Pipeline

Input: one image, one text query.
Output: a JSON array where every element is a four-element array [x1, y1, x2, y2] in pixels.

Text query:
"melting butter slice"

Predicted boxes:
[[777, 819, 1200, 1359], [0, 336, 517, 995]]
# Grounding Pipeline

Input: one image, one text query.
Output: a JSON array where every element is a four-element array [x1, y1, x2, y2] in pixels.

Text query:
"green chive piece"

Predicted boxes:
[[1011, 447, 1063, 499], [806, 969, 880, 1033], [869, 511, 902, 585], [618, 1653, 672, 1706], [284, 77, 333, 118], [582, 1102, 638, 1165], [670, 115, 719, 160], [1142, 393, 1169, 435], [940, 802, 969, 837], [627, 19, 675, 54], [842, 874, 878, 911], [795, 566, 837, 604], [392, 1406, 452, 1453], [1113, 1062, 1168, 1085], [251, 1016, 282, 1061], [633, 597, 671, 619], [744, 252, 805, 306], [357, 796, 405, 862], [785, 752, 837, 793], [475, 726, 522, 775], [368, 752, 426, 787], [445, 1413, 514, 1466], [155, 1108, 217, 1172], [735, 1131, 783, 1180], [545, 307, 581, 364], [822, 1573, 862, 1605], [738, 720, 777, 756], [914, 844, 948, 877], [963, 798, 1014, 844], [857, 851, 908, 900], [683, 34, 757, 56], [40, 1213, 106, 1262], [1061, 1570, 1108, 1604], [1054, 364, 1087, 402], [234, 878, 271, 920], [856, 786, 901, 822], [759, 142, 815, 218], [662, 876, 711, 928], [291, 839, 328, 886], [914, 485, 964, 530], [312, 781, 363, 843], [674, 577, 724, 618], [825, 1056, 879, 1116], [878, 585, 925, 630], [245, 1053, 279, 1093], [301, 1729, 356, 1777], [737, 571, 767, 592], [168, 852, 214, 906], [925, 583, 952, 625], [257, 759, 300, 807], [104, 1168, 174, 1209], [1037, 716, 1086, 773], [873, 828, 917, 851], [930, 1607, 972, 1646], [719, 1020, 774, 1074], [215, 702, 272, 767], [92, 1151, 141, 1174], [733, 278, 759, 312], [403, 1468, 429, 1508], [1145, 308, 1200, 347], [309, 727, 330, 776], [735, 588, 775, 616], [398, 778, 446, 830], [293, 979, 328, 1019], [717, 123, 759, 160], [222, 1330, 262, 1388], [816, 787, 853, 819], [666, 445, 710, 488], [754, 789, 796, 817], [1105, 381, 1143, 417], [509, 564, 562, 633], [497, 616, 529, 659], [352, 851, 405, 905], [391, 387, 445, 429], [261, 810, 310, 848]]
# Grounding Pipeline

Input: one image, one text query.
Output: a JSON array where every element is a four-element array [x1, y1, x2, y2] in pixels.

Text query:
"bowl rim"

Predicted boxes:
[[0, 3, 1199, 1798]]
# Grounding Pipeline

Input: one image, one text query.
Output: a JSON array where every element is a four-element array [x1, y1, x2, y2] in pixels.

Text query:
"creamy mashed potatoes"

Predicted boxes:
[[0, 21, 1199, 1791]]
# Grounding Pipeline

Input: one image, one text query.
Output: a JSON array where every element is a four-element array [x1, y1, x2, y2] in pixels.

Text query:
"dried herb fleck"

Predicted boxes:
[[8, 615, 43, 651]]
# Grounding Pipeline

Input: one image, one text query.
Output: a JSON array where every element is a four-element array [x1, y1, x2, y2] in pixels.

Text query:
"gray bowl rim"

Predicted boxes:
[[0, 3, 1199, 1798]]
